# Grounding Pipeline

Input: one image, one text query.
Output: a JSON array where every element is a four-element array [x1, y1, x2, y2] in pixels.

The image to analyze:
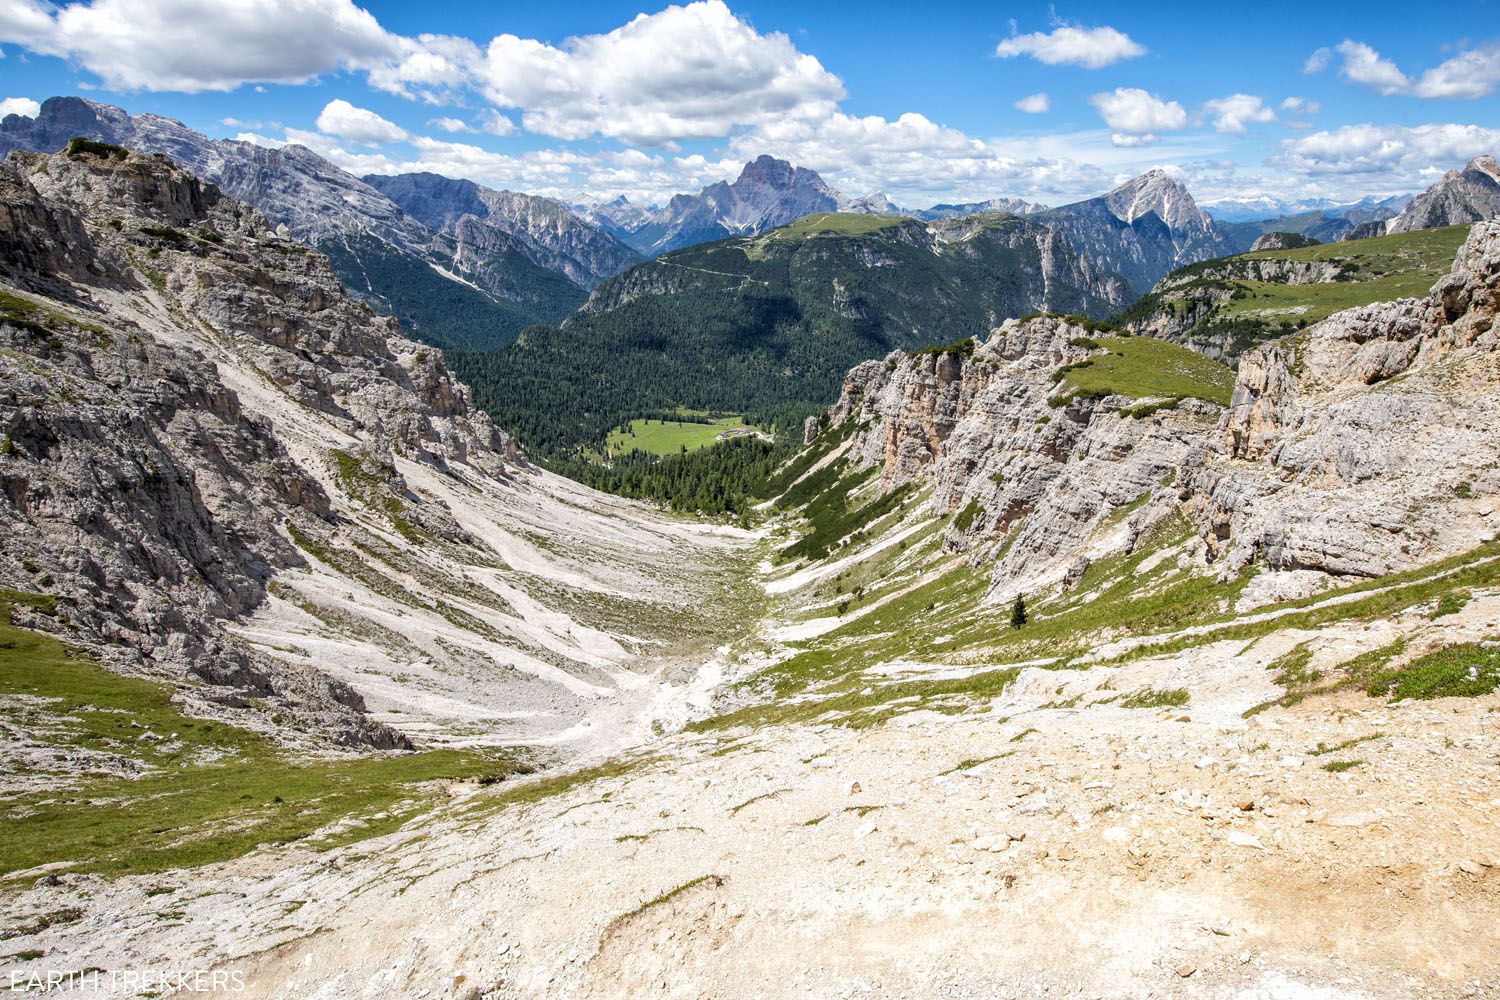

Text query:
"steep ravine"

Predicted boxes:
[[0, 145, 762, 757]]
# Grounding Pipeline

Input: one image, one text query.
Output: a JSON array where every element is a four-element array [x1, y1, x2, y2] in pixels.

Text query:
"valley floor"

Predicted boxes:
[[5, 568, 1498, 999]]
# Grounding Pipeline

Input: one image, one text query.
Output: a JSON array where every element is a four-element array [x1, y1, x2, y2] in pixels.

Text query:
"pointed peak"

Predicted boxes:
[[1104, 169, 1202, 230]]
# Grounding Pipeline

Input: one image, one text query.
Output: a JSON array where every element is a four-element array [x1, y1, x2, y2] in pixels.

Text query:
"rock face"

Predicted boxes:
[[1033, 170, 1240, 294], [1388, 156, 1500, 233], [1188, 220, 1500, 579], [1251, 232, 1320, 252], [0, 146, 743, 752], [828, 316, 1222, 599], [823, 222, 1500, 601], [363, 172, 641, 289]]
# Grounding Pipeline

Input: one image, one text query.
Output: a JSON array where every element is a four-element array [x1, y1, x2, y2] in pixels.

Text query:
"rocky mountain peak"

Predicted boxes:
[[1388, 152, 1500, 233], [1104, 169, 1204, 230], [736, 154, 800, 189]]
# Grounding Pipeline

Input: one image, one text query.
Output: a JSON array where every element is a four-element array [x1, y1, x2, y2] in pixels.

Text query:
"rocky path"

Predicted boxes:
[[7, 594, 1497, 999]]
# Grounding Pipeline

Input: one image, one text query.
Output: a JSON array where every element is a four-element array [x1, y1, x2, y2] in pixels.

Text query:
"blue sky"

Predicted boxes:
[[2, 0, 1498, 209]]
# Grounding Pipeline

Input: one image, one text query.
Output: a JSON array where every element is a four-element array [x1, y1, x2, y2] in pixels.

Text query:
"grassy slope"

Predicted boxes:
[[768, 213, 906, 239], [1116, 225, 1471, 355], [1221, 224, 1471, 326], [692, 416, 1500, 736], [1054, 336, 1235, 407], [0, 593, 521, 880]]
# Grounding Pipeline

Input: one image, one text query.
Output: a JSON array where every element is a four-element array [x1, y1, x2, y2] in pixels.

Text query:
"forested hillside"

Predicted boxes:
[[453, 212, 1130, 466]]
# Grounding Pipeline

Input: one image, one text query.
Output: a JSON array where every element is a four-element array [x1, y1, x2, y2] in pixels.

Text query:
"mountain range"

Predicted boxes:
[[0, 97, 642, 350]]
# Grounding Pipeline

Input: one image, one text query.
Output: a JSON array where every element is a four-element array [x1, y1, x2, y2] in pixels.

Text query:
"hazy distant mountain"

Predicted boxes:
[[574, 195, 657, 241], [1388, 155, 1500, 233], [916, 197, 1045, 220], [619, 155, 847, 256]]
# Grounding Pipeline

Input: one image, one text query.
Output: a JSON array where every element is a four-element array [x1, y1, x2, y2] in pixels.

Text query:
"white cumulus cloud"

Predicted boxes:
[[373, 0, 847, 146], [315, 99, 407, 144], [1089, 88, 1187, 146], [1014, 92, 1050, 114], [1317, 39, 1500, 100], [0, 0, 400, 92], [1202, 94, 1275, 134], [1334, 40, 1410, 95], [428, 117, 473, 134], [0, 96, 41, 118], [1277, 122, 1500, 181], [995, 23, 1145, 69]]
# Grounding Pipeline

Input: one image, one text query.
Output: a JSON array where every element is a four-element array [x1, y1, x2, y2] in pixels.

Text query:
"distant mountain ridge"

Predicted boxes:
[[1032, 170, 1244, 294], [0, 96, 639, 350]]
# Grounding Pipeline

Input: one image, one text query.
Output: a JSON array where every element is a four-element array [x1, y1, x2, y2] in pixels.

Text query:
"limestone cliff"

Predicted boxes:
[[828, 317, 1222, 600], [1189, 221, 1500, 580], [821, 222, 1500, 604]]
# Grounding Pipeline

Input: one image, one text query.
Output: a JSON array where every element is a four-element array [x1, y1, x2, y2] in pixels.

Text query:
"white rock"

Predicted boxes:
[[1226, 831, 1266, 850]]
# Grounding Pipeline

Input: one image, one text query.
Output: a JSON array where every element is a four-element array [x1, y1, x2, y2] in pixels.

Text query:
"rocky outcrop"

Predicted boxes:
[[1387, 155, 1500, 233], [820, 222, 1500, 603], [1251, 232, 1320, 252], [1343, 220, 1387, 241], [0, 97, 629, 347], [828, 316, 1223, 599], [1187, 221, 1500, 579], [0, 146, 530, 747]]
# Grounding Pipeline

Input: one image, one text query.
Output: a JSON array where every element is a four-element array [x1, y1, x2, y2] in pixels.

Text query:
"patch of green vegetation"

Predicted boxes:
[[616, 874, 721, 924], [729, 790, 786, 814], [1431, 589, 1472, 619], [1111, 225, 1471, 358], [1009, 726, 1039, 743], [64, 136, 128, 161], [1119, 398, 1181, 419], [690, 663, 1019, 733], [1050, 336, 1234, 408], [1129, 542, 1500, 670], [0, 290, 104, 340], [140, 226, 189, 244], [604, 412, 755, 457], [779, 469, 916, 564], [938, 751, 1015, 776], [953, 498, 984, 533], [1365, 641, 1500, 701], [1322, 759, 1364, 773], [908, 337, 976, 358], [0, 594, 521, 880], [771, 213, 905, 239], [1120, 687, 1189, 709]]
